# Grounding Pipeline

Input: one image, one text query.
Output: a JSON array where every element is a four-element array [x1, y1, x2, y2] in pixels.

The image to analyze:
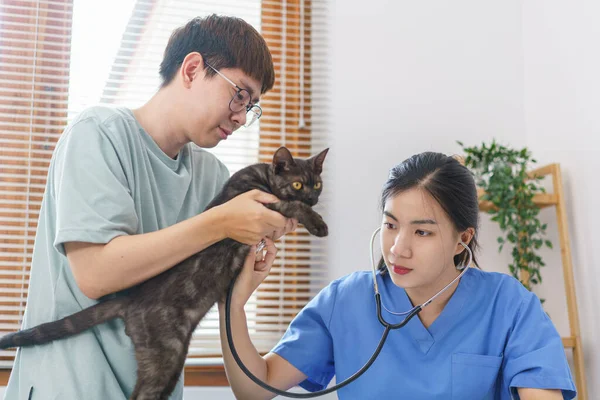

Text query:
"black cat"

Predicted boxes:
[[0, 146, 329, 400]]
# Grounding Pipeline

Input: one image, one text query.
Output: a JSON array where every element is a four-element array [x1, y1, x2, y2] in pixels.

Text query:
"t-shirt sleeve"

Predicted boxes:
[[270, 279, 339, 392], [52, 116, 138, 256], [502, 291, 577, 399]]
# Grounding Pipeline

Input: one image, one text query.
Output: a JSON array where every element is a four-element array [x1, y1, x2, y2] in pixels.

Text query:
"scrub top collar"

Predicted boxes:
[[375, 268, 476, 354]]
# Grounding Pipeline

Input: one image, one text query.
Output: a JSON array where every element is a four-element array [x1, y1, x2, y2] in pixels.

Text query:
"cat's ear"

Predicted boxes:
[[272, 146, 296, 174], [310, 148, 329, 175]]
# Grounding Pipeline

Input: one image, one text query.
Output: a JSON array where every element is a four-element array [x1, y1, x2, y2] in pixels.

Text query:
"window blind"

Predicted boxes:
[[0, 0, 331, 368], [0, 0, 73, 368]]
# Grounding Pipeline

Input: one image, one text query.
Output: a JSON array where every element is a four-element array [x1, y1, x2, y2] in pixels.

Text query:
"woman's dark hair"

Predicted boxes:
[[378, 152, 480, 273]]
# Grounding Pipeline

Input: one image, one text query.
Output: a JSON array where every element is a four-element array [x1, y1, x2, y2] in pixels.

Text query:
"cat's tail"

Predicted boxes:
[[0, 297, 126, 349]]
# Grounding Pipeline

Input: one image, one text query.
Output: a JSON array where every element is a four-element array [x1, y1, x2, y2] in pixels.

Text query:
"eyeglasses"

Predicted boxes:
[[205, 63, 262, 128]]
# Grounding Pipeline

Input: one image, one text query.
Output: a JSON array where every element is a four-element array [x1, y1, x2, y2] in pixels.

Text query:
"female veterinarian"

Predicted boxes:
[[220, 151, 576, 400]]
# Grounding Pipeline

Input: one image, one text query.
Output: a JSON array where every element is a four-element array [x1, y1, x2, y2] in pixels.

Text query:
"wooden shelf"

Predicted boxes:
[[469, 162, 587, 399], [477, 188, 558, 212], [473, 162, 560, 212], [477, 163, 588, 400], [562, 336, 576, 349]]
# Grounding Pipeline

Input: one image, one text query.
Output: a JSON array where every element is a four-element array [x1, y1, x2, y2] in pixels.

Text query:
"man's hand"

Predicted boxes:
[[215, 190, 289, 245], [268, 217, 298, 241]]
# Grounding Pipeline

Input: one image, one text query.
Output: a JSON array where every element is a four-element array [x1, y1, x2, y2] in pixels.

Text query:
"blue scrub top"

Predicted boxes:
[[271, 268, 576, 399]]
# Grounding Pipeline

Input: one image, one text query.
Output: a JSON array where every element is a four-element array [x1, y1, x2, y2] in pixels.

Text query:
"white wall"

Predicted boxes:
[[327, 0, 526, 275], [522, 0, 600, 397], [326, 0, 597, 398]]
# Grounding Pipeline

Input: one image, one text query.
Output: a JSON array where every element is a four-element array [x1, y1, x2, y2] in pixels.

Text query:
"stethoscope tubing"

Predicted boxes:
[[225, 227, 472, 398]]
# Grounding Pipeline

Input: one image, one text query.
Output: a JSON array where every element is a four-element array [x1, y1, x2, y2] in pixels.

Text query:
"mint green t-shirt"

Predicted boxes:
[[4, 106, 230, 400]]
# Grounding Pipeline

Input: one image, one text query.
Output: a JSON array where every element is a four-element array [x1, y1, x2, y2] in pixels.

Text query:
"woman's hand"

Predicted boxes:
[[229, 238, 278, 309]]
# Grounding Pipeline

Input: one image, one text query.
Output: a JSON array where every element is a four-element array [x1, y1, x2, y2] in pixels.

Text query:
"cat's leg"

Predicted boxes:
[[265, 201, 328, 237], [127, 309, 193, 400], [159, 367, 186, 400], [129, 341, 188, 400]]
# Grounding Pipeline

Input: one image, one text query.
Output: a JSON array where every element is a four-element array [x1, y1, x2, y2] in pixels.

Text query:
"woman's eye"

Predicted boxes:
[[292, 182, 303, 190], [416, 230, 430, 237], [383, 222, 396, 230]]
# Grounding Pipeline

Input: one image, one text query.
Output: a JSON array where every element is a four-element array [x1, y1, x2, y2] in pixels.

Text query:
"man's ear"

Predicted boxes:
[[180, 52, 204, 88]]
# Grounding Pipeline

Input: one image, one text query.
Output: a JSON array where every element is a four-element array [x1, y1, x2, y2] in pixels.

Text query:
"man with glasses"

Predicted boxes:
[[206, 62, 263, 129], [5, 14, 295, 400]]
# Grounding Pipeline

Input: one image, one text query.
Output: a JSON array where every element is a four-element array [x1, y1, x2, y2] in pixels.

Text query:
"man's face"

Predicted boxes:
[[184, 65, 262, 148]]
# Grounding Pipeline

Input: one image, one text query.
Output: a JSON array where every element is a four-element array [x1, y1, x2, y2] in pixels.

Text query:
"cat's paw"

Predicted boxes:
[[304, 215, 328, 237], [314, 223, 328, 237]]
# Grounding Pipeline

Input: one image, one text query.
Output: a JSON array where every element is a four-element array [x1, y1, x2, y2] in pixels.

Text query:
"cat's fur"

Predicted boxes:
[[0, 146, 329, 400]]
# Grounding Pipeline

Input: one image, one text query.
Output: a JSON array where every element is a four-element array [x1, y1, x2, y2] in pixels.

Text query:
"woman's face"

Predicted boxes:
[[381, 187, 467, 292]]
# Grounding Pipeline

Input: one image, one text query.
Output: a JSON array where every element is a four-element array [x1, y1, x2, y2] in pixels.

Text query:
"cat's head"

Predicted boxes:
[[268, 147, 329, 206]]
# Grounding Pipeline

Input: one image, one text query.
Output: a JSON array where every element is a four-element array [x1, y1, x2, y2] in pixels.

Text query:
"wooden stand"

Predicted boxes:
[[478, 163, 587, 399]]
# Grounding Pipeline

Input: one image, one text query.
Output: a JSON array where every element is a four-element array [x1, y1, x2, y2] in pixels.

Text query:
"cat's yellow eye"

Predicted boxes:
[[314, 182, 322, 190], [292, 182, 303, 190]]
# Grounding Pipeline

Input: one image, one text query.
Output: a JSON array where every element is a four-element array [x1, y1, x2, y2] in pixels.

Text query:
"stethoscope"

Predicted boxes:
[[224, 226, 473, 398]]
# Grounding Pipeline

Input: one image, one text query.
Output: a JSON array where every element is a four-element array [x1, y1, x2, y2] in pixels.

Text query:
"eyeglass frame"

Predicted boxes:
[[204, 62, 263, 127]]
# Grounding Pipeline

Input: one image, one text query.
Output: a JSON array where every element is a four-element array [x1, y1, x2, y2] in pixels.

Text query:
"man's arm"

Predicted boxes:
[[65, 190, 290, 299]]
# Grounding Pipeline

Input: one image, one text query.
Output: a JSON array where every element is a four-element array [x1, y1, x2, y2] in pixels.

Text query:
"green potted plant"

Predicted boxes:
[[457, 140, 553, 299]]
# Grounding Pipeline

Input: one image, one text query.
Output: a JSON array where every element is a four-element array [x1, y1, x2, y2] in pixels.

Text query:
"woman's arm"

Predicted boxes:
[[218, 239, 307, 400], [219, 305, 307, 400], [517, 387, 563, 399]]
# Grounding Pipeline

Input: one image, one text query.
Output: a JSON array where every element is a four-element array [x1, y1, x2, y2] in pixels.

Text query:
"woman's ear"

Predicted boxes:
[[455, 227, 475, 255]]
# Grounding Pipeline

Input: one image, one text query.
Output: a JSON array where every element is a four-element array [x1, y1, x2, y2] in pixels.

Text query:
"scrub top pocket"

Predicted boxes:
[[452, 353, 503, 400]]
